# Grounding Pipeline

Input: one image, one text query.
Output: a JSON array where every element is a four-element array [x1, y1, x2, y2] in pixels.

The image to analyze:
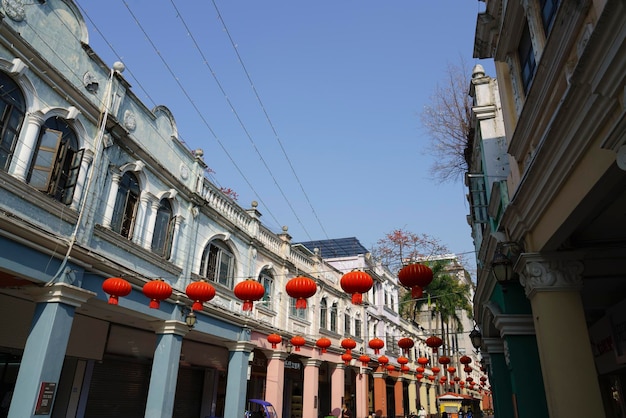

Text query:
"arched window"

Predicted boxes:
[[330, 302, 338, 333], [258, 268, 274, 310], [151, 199, 174, 258], [320, 298, 327, 329], [111, 171, 139, 238], [28, 117, 83, 205], [0, 72, 25, 172], [200, 239, 234, 288]]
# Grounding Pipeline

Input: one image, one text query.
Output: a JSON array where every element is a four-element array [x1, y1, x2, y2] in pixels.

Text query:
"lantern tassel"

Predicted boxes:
[[108, 295, 119, 305], [296, 298, 307, 309], [192, 301, 203, 311], [242, 301, 253, 311], [351, 293, 362, 305], [149, 299, 160, 309]]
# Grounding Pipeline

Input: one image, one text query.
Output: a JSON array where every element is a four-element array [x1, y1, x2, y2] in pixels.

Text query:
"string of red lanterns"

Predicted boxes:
[[340, 270, 373, 305]]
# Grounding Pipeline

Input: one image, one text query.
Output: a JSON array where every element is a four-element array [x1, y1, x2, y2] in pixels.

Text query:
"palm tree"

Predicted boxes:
[[399, 258, 473, 353]]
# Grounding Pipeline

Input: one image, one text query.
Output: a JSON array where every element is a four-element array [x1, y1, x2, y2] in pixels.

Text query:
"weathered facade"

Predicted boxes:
[[470, 0, 626, 417], [0, 2, 437, 418]]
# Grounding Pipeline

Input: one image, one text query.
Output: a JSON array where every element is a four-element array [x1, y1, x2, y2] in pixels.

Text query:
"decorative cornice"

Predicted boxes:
[[154, 320, 190, 336], [482, 337, 505, 354], [517, 253, 583, 298], [32, 283, 95, 307], [493, 314, 535, 337]]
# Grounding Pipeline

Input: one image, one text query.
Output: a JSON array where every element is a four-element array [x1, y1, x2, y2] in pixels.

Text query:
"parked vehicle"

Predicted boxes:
[[244, 399, 278, 418]]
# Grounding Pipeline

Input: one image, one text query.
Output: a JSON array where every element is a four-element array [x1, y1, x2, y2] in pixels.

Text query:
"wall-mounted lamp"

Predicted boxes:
[[491, 241, 522, 288], [285, 341, 293, 354], [469, 328, 482, 350], [179, 306, 197, 328]]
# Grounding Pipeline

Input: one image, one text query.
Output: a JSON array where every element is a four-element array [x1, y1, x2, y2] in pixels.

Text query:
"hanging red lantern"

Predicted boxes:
[[454, 376, 460, 382], [397, 337, 414, 355], [398, 263, 433, 298], [285, 276, 317, 309], [428, 375, 435, 381], [438, 355, 451, 365], [341, 352, 353, 365], [267, 333, 282, 349], [316, 337, 332, 353], [416, 366, 425, 373], [359, 354, 371, 367], [397, 356, 409, 365], [459, 381, 465, 387], [341, 338, 357, 354], [340, 270, 373, 304], [377, 355, 389, 366], [401, 365, 410, 374], [464, 366, 472, 373], [425, 335, 443, 353], [466, 377, 474, 382], [431, 366, 441, 375], [234, 279, 265, 311], [411, 285, 424, 299], [143, 278, 172, 309], [416, 373, 424, 380], [417, 357, 429, 366], [440, 375, 448, 382], [460, 355, 472, 365], [480, 376, 487, 382], [447, 366, 456, 374], [102, 277, 132, 305], [290, 335, 306, 352], [369, 338, 384, 354], [386, 365, 395, 372], [185, 279, 216, 310]]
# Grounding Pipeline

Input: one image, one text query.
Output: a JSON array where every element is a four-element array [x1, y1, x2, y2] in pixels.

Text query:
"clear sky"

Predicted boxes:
[[75, 1, 493, 276]]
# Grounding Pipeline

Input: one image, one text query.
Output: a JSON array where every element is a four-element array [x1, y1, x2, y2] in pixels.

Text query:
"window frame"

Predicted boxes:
[[330, 302, 338, 333], [518, 22, 536, 94], [200, 239, 235, 288], [320, 298, 328, 329], [258, 269, 274, 310], [111, 171, 140, 239], [151, 198, 174, 258], [0, 72, 25, 172], [289, 297, 306, 320]]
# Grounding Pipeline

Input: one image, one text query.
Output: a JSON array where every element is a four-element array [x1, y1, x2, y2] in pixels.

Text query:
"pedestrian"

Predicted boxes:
[[341, 403, 352, 418], [417, 406, 427, 418], [466, 409, 473, 418]]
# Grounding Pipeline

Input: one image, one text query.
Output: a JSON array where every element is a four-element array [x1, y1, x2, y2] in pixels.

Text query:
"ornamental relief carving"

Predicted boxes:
[[2, 0, 26, 21], [519, 259, 584, 296]]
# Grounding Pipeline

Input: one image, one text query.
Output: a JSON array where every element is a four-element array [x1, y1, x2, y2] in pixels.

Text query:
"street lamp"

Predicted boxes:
[[469, 328, 482, 350]]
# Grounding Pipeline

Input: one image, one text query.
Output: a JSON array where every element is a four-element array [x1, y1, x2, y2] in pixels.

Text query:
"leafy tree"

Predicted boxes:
[[420, 58, 474, 184]]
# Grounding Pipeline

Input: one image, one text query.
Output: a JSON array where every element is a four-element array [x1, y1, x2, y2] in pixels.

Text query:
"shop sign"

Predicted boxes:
[[34, 382, 56, 415]]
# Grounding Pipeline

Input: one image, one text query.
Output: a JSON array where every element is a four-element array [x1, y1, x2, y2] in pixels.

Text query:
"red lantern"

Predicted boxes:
[[464, 366, 472, 373], [340, 270, 373, 304], [267, 333, 282, 349], [369, 338, 384, 354], [466, 377, 474, 382], [359, 354, 371, 366], [401, 365, 410, 373], [290, 336, 306, 352], [102, 277, 131, 305], [341, 352, 353, 365], [398, 263, 433, 288], [397, 337, 414, 355], [316, 337, 332, 353], [460, 355, 472, 365], [425, 335, 443, 353], [438, 355, 451, 365], [416, 373, 424, 380], [431, 366, 441, 375], [143, 279, 172, 309], [185, 279, 216, 310], [454, 376, 460, 382], [285, 276, 317, 309], [234, 279, 265, 311], [411, 285, 424, 299], [378, 355, 389, 365], [417, 357, 429, 366], [341, 338, 357, 354], [397, 356, 409, 365], [386, 365, 395, 372], [480, 376, 487, 382], [459, 381, 465, 387], [447, 366, 456, 374], [440, 375, 448, 382], [428, 375, 435, 381], [416, 366, 425, 373]]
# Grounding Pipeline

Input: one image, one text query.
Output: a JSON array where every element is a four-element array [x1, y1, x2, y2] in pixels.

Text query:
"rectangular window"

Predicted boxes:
[[518, 22, 536, 94], [354, 319, 362, 339], [468, 174, 488, 224], [539, 0, 558, 34], [344, 313, 351, 335], [289, 298, 306, 319]]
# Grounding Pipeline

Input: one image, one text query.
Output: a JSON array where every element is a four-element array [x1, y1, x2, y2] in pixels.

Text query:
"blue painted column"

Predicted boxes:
[[482, 339, 514, 418], [8, 283, 95, 418], [223, 341, 255, 418], [144, 320, 189, 418]]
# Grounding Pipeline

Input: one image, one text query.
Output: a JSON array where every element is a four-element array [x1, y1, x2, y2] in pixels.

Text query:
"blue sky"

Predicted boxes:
[[75, 1, 492, 276]]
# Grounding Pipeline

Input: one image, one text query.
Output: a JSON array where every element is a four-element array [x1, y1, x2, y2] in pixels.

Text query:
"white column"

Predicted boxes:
[[169, 215, 184, 263], [143, 199, 159, 250], [101, 171, 121, 229], [12, 112, 44, 180], [71, 149, 94, 210]]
